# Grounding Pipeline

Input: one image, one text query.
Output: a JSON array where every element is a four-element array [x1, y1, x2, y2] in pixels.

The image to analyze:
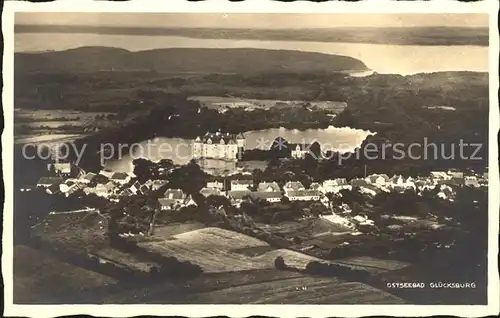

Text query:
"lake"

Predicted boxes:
[[104, 126, 372, 174], [15, 33, 488, 75]]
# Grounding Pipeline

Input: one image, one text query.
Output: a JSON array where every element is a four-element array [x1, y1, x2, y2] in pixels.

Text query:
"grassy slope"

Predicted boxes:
[[13, 245, 117, 303]]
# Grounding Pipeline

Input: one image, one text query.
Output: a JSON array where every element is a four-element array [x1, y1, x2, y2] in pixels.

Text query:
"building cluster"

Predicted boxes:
[[34, 156, 488, 218], [191, 168, 487, 210], [35, 166, 169, 202]]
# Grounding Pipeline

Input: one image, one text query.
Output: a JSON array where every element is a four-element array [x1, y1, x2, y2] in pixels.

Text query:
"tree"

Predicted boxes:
[[274, 256, 287, 270]]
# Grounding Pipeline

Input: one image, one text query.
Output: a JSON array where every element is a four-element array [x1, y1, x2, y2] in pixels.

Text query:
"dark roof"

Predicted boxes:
[[37, 176, 63, 185], [83, 172, 96, 181], [111, 172, 129, 180], [250, 191, 283, 200], [351, 179, 368, 187], [47, 184, 61, 194], [229, 190, 252, 200], [231, 179, 253, 186]]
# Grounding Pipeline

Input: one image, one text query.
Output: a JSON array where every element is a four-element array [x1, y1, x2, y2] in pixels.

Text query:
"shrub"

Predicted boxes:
[[274, 256, 287, 270]]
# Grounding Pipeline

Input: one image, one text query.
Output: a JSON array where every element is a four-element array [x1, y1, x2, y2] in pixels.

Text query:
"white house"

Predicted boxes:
[[322, 179, 349, 193], [447, 170, 464, 179], [84, 182, 116, 197], [365, 174, 390, 187], [206, 181, 224, 190], [464, 176, 480, 187], [230, 179, 253, 191], [47, 162, 74, 177], [352, 215, 375, 226], [164, 188, 187, 204], [158, 190, 195, 211], [430, 171, 451, 182], [290, 144, 311, 159], [285, 189, 321, 202]]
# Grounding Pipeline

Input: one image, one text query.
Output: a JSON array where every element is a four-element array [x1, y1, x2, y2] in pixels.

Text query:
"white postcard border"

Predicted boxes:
[[2, 1, 499, 317]]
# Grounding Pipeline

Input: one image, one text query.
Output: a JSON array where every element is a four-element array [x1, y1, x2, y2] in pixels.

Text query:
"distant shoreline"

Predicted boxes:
[[14, 25, 489, 47]]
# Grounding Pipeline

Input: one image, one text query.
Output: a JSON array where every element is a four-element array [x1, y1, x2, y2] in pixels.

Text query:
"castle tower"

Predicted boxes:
[[192, 136, 202, 159], [236, 133, 245, 150], [236, 133, 245, 160]]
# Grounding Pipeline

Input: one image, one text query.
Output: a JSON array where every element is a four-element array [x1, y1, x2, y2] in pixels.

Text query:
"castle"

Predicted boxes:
[[192, 132, 245, 161]]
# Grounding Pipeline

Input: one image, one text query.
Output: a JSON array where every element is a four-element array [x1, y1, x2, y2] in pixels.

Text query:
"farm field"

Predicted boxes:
[[85, 268, 404, 304], [14, 133, 87, 145], [179, 274, 405, 304], [138, 227, 328, 273], [90, 248, 161, 273], [31, 210, 110, 252], [14, 109, 122, 144], [334, 256, 411, 274], [14, 245, 117, 303], [150, 221, 205, 238]]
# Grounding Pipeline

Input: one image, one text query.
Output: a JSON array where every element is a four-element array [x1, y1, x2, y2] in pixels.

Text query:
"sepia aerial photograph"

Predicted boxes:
[[7, 11, 495, 309]]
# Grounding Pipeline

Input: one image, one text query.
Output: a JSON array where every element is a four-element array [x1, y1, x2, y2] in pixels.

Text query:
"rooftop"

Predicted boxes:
[[110, 172, 129, 180], [164, 188, 186, 200], [37, 176, 63, 185]]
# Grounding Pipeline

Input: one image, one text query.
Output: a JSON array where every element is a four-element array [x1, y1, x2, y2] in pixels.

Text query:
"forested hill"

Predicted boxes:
[[15, 47, 368, 74]]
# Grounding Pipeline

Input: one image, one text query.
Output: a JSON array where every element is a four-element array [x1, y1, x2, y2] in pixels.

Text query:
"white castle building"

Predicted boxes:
[[192, 132, 245, 161]]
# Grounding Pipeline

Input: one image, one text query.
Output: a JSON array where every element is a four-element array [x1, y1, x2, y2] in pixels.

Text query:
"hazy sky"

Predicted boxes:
[[15, 13, 488, 28]]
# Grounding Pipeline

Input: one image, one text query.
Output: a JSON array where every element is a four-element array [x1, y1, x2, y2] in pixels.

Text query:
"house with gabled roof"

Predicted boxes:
[[110, 172, 131, 185], [158, 192, 197, 211], [257, 181, 281, 193], [365, 174, 390, 186], [283, 181, 305, 193], [228, 190, 252, 207], [164, 188, 186, 204], [200, 188, 224, 198], [322, 178, 350, 193]]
